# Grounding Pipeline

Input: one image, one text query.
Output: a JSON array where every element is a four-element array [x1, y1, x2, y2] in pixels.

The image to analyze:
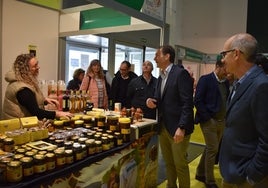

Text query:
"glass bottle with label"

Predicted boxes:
[[62, 90, 70, 112]]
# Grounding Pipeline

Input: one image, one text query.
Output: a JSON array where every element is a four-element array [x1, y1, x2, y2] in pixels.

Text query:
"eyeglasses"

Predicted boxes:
[[220, 49, 236, 58]]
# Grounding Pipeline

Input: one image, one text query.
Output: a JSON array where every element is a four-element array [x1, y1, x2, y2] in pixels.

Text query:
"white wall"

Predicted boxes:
[[1, 0, 59, 117], [167, 0, 248, 54]]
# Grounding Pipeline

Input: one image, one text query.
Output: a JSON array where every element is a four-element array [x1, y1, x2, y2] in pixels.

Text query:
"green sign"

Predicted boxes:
[[185, 49, 204, 61], [80, 7, 131, 30], [114, 0, 145, 11]]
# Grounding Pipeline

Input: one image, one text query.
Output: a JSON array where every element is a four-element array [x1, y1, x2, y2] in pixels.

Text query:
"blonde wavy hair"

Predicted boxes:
[[13, 54, 40, 90]]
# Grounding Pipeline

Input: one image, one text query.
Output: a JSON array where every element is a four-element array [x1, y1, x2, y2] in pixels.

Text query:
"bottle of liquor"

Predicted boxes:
[[69, 90, 76, 113], [62, 90, 70, 112], [75, 90, 81, 113]]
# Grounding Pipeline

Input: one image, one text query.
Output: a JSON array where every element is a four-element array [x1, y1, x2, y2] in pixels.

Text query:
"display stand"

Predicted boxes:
[[1, 119, 158, 188]]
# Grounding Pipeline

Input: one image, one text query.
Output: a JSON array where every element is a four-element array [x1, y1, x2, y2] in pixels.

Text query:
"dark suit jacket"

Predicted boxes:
[[219, 66, 268, 184], [194, 72, 229, 124], [155, 64, 194, 136]]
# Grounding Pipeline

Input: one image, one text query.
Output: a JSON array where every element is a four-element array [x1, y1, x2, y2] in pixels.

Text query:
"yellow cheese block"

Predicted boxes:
[[20, 116, 38, 128], [0, 118, 21, 133]]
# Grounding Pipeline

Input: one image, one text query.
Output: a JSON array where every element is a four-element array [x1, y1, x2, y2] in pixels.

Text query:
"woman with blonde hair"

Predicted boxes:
[[3, 53, 73, 120], [80, 59, 108, 109]]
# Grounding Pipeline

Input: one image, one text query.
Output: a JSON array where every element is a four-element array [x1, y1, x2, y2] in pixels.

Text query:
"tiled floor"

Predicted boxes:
[[157, 125, 223, 188]]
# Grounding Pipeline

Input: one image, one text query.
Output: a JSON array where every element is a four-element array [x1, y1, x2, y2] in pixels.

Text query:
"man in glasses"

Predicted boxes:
[[219, 33, 268, 188]]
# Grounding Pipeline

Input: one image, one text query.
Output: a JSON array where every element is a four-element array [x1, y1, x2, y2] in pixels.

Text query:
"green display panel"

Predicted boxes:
[[114, 0, 144, 11], [80, 7, 131, 30]]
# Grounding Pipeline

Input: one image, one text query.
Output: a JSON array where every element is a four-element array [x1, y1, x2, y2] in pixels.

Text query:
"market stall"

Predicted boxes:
[[0, 116, 158, 188]]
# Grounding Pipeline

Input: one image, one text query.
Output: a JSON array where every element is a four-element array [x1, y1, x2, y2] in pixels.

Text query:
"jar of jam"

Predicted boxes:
[[55, 139, 64, 148], [107, 115, 119, 132], [54, 149, 65, 167], [86, 132, 94, 139], [20, 157, 34, 177], [95, 115, 106, 129], [82, 115, 93, 127], [6, 160, 22, 183], [33, 154, 47, 174], [74, 120, 84, 128], [95, 140, 102, 153], [53, 120, 64, 130], [94, 134, 101, 141], [45, 153, 56, 170], [119, 118, 131, 143], [62, 119, 71, 128], [0, 157, 12, 183], [73, 143, 83, 161], [81, 144, 87, 159], [114, 132, 123, 146], [3, 138, 15, 152], [101, 137, 110, 151], [85, 139, 96, 155], [64, 141, 73, 150], [65, 150, 74, 164], [0, 135, 7, 150], [78, 137, 87, 145], [108, 135, 115, 148]]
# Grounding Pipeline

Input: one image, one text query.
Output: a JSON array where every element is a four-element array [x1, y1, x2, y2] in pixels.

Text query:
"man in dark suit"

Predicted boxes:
[[219, 33, 268, 188], [194, 60, 229, 188], [147, 45, 194, 188]]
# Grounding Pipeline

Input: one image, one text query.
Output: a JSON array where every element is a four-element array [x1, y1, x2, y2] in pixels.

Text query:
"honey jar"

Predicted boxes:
[[54, 149, 66, 167], [6, 160, 22, 183], [85, 139, 96, 155], [107, 115, 119, 132], [65, 150, 74, 164], [33, 154, 47, 174], [3, 138, 15, 153], [20, 156, 34, 177], [45, 153, 56, 171], [119, 117, 131, 143]]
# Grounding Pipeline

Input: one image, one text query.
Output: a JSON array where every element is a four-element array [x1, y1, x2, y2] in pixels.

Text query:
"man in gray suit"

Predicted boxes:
[[219, 33, 268, 188], [147, 45, 194, 188]]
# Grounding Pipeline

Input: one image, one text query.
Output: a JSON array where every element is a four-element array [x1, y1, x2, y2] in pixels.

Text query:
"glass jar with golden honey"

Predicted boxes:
[[6, 160, 22, 183], [118, 118, 131, 143], [20, 156, 34, 177], [45, 153, 56, 171], [107, 115, 119, 132]]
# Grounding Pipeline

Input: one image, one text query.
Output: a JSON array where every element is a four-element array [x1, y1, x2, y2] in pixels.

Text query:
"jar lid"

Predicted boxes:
[[119, 118, 131, 123], [20, 156, 33, 163], [53, 120, 63, 126], [46, 153, 55, 158], [8, 160, 21, 167], [34, 154, 45, 160], [75, 120, 84, 125]]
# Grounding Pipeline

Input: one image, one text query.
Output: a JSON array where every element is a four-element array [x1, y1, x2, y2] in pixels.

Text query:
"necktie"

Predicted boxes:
[[160, 71, 167, 97], [230, 82, 240, 101]]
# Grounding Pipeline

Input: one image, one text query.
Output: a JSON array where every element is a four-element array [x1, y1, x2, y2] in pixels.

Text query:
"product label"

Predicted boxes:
[[23, 167, 33, 176], [46, 161, 55, 170], [34, 164, 46, 173], [56, 157, 65, 166], [121, 128, 130, 134]]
